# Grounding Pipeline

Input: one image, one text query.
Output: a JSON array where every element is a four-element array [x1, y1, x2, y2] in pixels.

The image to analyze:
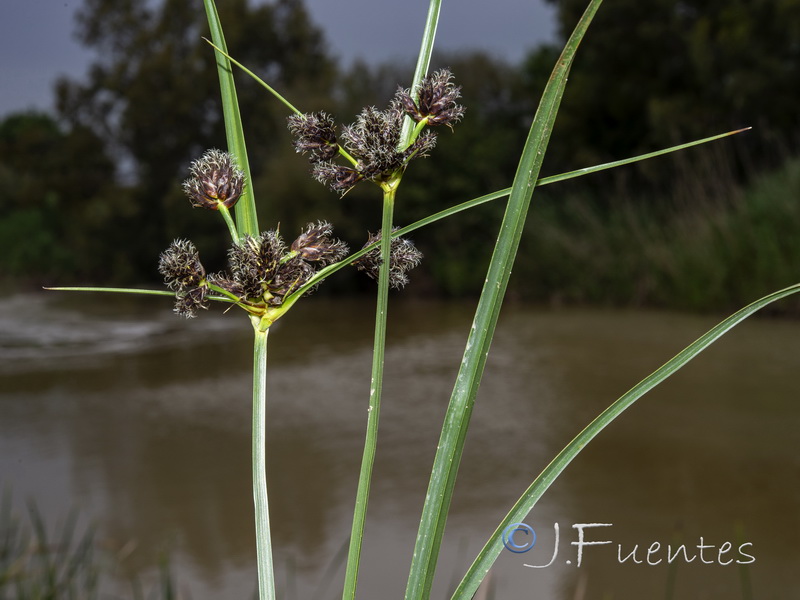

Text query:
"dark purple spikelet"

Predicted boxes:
[[291, 221, 349, 265], [270, 255, 315, 299], [398, 69, 465, 127], [182, 149, 245, 210], [312, 162, 363, 193], [354, 229, 423, 289], [287, 112, 339, 162], [158, 239, 211, 317], [158, 239, 206, 292], [341, 105, 406, 181], [401, 130, 437, 162], [226, 226, 345, 304], [228, 232, 285, 300], [174, 286, 209, 318]]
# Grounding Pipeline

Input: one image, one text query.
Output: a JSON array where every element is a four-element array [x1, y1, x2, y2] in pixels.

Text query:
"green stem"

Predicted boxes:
[[251, 321, 276, 600], [402, 118, 429, 152], [218, 204, 240, 243], [206, 282, 244, 304], [399, 0, 442, 148], [341, 186, 397, 600]]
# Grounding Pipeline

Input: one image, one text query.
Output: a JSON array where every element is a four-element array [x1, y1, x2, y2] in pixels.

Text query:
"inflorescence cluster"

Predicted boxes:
[[355, 229, 423, 290], [159, 221, 349, 318], [182, 149, 245, 210], [158, 69, 465, 319], [287, 69, 464, 193]]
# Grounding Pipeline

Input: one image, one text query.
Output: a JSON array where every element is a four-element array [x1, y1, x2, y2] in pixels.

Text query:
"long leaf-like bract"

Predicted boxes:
[[399, 0, 442, 148], [405, 2, 603, 598], [203, 0, 259, 239], [204, 4, 273, 600], [452, 282, 800, 598], [279, 128, 748, 306], [46, 127, 746, 310]]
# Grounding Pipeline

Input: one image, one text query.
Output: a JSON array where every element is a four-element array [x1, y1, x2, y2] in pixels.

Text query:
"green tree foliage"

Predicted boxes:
[[541, 0, 800, 176], [5, 0, 798, 307], [0, 112, 116, 283], [55, 0, 334, 277]]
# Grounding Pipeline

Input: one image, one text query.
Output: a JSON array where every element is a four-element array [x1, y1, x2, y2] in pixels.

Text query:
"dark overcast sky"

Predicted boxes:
[[0, 0, 557, 119]]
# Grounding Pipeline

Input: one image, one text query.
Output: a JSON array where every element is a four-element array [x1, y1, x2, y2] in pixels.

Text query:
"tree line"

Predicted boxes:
[[2, 0, 798, 306]]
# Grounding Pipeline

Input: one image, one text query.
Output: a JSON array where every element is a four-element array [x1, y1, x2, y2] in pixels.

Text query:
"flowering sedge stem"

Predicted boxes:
[[251, 322, 276, 600], [341, 185, 397, 600], [399, 0, 442, 147], [218, 204, 240, 243]]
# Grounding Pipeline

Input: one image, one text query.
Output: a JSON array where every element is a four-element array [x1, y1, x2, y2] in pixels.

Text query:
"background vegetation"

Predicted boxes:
[[2, 0, 798, 312]]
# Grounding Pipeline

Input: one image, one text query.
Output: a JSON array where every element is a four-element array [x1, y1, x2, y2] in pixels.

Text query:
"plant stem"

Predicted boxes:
[[251, 319, 276, 600], [399, 0, 442, 147], [218, 204, 240, 243], [341, 186, 397, 600]]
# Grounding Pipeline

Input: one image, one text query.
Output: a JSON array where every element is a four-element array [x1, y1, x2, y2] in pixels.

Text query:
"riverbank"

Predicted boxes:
[[512, 156, 800, 313]]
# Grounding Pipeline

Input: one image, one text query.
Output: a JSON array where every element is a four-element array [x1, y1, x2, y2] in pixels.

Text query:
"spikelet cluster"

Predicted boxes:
[[287, 69, 464, 194], [159, 222, 349, 317]]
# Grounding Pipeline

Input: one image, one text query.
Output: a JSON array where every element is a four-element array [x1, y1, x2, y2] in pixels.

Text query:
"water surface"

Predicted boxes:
[[1, 292, 798, 598]]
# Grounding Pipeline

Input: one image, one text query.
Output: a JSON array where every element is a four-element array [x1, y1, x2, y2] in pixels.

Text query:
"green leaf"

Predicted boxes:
[[283, 126, 748, 309], [202, 39, 301, 115], [44, 287, 175, 296], [453, 282, 800, 599], [405, 2, 604, 598], [203, 0, 259, 239], [399, 0, 442, 148]]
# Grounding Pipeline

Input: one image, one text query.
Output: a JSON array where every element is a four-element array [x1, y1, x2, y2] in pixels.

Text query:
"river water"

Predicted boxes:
[[1, 291, 798, 599]]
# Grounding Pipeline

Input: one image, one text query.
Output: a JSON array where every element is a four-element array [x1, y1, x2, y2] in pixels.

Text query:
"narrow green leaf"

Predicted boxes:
[[284, 127, 746, 305], [540, 127, 750, 187], [45, 125, 750, 311], [405, 2, 603, 598], [44, 287, 175, 296], [44, 286, 236, 305], [397, 128, 750, 236], [453, 282, 800, 598], [202, 39, 301, 116], [203, 0, 259, 238], [399, 0, 442, 148]]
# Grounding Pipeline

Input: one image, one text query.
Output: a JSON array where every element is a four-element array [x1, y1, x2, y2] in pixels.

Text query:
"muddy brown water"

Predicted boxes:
[[1, 292, 798, 598]]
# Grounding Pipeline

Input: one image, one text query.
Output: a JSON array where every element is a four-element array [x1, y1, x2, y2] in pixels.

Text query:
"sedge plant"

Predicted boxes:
[[48, 0, 800, 598]]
